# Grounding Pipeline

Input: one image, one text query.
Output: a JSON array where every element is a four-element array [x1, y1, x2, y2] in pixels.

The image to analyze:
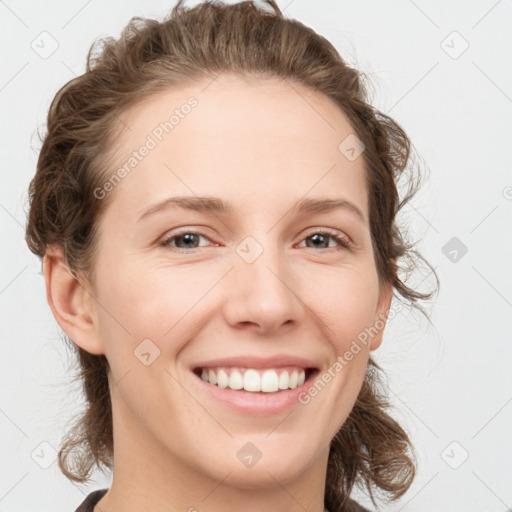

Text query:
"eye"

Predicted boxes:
[[158, 230, 215, 251], [298, 230, 352, 251]]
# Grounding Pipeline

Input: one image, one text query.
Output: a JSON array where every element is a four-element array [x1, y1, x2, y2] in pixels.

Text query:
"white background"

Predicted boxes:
[[1, 1, 511, 511]]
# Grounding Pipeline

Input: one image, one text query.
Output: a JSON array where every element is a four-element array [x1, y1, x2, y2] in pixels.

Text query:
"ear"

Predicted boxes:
[[43, 245, 105, 355], [369, 279, 394, 352]]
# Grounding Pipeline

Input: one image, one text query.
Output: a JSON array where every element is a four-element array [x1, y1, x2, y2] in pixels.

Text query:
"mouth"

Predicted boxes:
[[192, 366, 319, 393], [189, 355, 322, 414]]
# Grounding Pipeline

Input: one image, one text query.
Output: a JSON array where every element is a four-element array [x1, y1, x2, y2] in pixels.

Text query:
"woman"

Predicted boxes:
[[25, 1, 436, 511]]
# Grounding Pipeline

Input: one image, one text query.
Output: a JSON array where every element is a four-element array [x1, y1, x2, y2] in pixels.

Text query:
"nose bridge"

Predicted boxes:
[[224, 232, 303, 331]]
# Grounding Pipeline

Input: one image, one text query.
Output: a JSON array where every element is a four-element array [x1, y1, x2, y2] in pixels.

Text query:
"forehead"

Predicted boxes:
[[117, 73, 358, 151], [99, 73, 368, 221]]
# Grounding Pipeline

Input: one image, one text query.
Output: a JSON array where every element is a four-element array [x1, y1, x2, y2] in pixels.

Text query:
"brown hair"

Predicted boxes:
[[25, 1, 438, 510]]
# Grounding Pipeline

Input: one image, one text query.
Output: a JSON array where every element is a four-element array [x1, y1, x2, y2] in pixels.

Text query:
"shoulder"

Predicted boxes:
[[73, 488, 108, 512]]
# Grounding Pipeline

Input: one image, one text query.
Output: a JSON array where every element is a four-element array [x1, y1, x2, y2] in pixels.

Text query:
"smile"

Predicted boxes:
[[194, 366, 315, 393], [190, 355, 321, 414]]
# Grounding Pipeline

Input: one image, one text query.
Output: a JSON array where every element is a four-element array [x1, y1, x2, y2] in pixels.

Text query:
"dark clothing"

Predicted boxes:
[[74, 489, 107, 512], [346, 500, 372, 512], [74, 488, 372, 512]]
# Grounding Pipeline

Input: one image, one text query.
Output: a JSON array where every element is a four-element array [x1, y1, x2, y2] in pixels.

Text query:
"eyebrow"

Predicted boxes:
[[137, 196, 366, 223]]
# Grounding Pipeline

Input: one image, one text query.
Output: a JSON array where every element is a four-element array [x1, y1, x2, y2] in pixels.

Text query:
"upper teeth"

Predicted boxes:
[[200, 367, 306, 393]]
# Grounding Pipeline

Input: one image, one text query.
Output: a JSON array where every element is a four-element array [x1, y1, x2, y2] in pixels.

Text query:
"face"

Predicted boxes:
[[82, 74, 391, 488]]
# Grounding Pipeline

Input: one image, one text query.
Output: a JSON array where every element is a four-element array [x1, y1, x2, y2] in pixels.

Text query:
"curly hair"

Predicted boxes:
[[25, 1, 438, 510]]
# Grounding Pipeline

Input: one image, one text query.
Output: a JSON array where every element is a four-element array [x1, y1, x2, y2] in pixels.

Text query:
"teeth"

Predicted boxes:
[[217, 368, 229, 388], [244, 369, 261, 392], [229, 370, 244, 390], [261, 369, 279, 392], [278, 371, 289, 390], [198, 367, 307, 393], [289, 370, 298, 389]]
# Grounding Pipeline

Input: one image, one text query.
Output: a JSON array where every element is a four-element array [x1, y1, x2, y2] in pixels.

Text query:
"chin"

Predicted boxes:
[[200, 446, 318, 490]]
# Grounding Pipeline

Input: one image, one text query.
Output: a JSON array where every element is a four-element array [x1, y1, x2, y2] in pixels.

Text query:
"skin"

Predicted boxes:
[[44, 73, 392, 512]]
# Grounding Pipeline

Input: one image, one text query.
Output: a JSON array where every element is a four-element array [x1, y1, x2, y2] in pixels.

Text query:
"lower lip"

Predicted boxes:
[[191, 370, 319, 415]]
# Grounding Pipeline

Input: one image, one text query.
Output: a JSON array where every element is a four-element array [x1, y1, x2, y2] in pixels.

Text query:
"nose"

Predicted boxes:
[[222, 236, 305, 335]]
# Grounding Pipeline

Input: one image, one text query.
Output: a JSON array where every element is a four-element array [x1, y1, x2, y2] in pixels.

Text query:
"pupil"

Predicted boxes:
[[309, 234, 327, 248], [179, 233, 198, 248]]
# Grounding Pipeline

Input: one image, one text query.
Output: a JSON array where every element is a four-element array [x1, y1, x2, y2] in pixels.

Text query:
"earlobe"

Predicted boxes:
[[369, 280, 394, 351], [43, 246, 105, 355]]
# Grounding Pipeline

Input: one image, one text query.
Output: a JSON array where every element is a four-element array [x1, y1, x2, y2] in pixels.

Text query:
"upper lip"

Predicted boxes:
[[192, 354, 320, 370]]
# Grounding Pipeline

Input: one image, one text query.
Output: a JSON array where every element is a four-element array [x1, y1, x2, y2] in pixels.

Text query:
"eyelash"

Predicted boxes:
[[158, 229, 352, 253]]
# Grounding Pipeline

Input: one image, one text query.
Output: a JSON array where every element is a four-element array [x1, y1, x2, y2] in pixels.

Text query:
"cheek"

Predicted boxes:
[[96, 252, 170, 325], [304, 264, 380, 349], [94, 255, 220, 356]]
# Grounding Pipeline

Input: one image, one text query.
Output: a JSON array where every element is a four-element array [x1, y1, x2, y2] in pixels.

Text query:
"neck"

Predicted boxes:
[[96, 398, 329, 512]]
